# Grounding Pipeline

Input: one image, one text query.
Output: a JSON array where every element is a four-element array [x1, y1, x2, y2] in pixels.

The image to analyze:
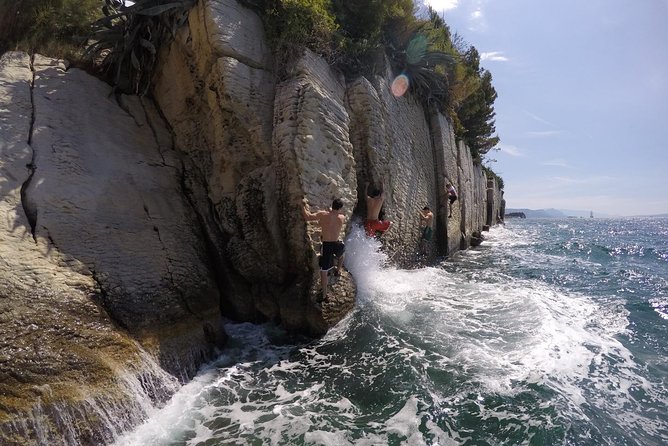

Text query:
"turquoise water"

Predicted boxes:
[[116, 218, 668, 445]]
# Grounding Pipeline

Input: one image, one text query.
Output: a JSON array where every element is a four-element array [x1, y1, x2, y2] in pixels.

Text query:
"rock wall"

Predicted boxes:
[[0, 1, 504, 444], [151, 0, 504, 334], [152, 0, 358, 336], [346, 72, 438, 264], [0, 52, 223, 445], [487, 177, 506, 227]]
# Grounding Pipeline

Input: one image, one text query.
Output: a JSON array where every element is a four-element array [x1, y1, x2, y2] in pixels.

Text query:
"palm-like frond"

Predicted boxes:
[[391, 34, 455, 110], [85, 0, 195, 95]]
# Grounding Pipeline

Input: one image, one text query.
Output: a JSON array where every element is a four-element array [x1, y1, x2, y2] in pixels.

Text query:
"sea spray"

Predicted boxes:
[[342, 224, 388, 302], [5, 347, 180, 446], [113, 219, 668, 445]]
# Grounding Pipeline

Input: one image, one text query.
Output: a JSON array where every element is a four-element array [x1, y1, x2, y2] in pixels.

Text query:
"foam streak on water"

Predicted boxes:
[[116, 219, 668, 446]]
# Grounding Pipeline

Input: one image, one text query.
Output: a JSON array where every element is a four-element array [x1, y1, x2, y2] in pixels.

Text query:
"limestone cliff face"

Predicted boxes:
[[150, 0, 505, 334], [0, 1, 503, 444], [152, 0, 358, 335], [0, 52, 223, 445]]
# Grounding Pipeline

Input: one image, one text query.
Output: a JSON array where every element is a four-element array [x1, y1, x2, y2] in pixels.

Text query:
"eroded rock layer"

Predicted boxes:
[[0, 1, 504, 444]]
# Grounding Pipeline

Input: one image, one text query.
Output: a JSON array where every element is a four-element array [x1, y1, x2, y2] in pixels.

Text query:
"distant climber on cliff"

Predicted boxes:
[[303, 198, 346, 302], [446, 182, 458, 218], [364, 182, 392, 237], [419, 206, 433, 255]]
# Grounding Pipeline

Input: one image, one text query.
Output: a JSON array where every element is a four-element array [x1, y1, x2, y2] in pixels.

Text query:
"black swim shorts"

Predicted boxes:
[[422, 226, 433, 241], [319, 241, 345, 271]]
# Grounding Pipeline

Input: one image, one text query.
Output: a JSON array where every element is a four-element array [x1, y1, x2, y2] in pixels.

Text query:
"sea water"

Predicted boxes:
[[114, 218, 668, 445]]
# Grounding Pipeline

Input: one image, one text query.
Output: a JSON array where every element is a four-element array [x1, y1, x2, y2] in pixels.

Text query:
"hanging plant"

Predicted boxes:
[[389, 33, 454, 110], [85, 0, 196, 95]]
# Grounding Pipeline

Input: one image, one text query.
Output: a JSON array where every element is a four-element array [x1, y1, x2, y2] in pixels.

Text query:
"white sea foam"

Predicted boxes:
[[650, 296, 668, 320], [115, 222, 667, 445]]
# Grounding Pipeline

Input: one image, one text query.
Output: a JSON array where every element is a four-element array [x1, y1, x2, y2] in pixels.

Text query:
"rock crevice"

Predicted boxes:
[[20, 53, 37, 240]]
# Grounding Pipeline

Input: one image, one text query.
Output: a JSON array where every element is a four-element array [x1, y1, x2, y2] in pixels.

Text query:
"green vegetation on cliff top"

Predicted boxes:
[[253, 0, 500, 163], [0, 0, 503, 185], [0, 0, 100, 63]]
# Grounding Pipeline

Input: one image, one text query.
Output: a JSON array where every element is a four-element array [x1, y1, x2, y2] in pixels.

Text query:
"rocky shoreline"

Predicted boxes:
[[0, 1, 504, 444]]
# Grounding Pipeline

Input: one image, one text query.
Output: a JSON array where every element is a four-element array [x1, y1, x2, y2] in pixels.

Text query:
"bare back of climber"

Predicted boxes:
[[303, 198, 346, 302]]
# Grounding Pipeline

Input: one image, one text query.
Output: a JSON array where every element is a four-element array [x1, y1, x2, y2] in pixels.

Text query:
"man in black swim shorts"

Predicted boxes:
[[319, 241, 345, 274], [303, 198, 346, 302]]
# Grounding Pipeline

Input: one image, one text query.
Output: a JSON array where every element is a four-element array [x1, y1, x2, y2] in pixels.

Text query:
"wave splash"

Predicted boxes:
[[114, 224, 668, 445]]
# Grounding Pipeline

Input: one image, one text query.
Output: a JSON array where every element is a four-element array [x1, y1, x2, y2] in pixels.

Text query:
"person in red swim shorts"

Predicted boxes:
[[364, 182, 392, 237]]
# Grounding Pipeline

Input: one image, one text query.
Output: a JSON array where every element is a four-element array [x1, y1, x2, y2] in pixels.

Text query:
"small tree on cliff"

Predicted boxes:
[[452, 47, 500, 161], [403, 9, 500, 162], [457, 68, 500, 160], [482, 165, 504, 190]]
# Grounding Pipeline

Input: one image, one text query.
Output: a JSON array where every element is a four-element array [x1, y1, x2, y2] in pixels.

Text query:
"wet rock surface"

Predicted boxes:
[[0, 52, 223, 445]]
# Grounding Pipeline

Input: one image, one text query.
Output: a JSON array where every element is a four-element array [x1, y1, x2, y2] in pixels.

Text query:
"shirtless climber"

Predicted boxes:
[[303, 198, 346, 302], [364, 182, 392, 237], [446, 182, 458, 218]]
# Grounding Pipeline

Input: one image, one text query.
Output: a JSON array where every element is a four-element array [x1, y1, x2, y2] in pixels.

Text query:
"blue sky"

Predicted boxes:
[[423, 0, 668, 216]]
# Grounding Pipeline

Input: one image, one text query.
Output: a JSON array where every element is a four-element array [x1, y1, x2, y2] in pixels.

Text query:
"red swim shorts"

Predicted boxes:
[[364, 219, 391, 237]]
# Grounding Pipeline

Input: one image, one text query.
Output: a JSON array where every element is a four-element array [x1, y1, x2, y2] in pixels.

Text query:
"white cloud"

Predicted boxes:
[[480, 51, 508, 62], [424, 0, 459, 12], [551, 175, 616, 185], [523, 110, 557, 127], [498, 143, 524, 157], [426, 0, 488, 32], [466, 2, 487, 32], [525, 130, 560, 137], [542, 159, 570, 168]]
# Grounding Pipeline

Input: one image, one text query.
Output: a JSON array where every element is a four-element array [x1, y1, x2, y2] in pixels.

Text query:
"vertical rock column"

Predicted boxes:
[[153, 0, 288, 323], [346, 70, 437, 264], [273, 51, 357, 334], [429, 111, 460, 256]]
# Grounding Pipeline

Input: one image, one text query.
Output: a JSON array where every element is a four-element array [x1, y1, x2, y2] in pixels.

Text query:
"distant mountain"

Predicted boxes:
[[505, 208, 617, 218], [506, 208, 665, 218], [642, 213, 668, 218], [506, 208, 566, 218]]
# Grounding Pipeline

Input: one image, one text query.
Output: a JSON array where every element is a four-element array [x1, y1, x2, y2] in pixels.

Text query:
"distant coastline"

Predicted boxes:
[[505, 208, 668, 219]]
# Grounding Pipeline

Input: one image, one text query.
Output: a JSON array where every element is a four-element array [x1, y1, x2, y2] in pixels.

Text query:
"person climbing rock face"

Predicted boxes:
[[303, 198, 346, 302], [446, 182, 458, 217], [364, 182, 392, 237], [420, 206, 433, 254]]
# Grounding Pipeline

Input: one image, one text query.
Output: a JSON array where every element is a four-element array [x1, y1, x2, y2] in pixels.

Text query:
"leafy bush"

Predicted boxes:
[[0, 0, 101, 58], [482, 165, 504, 190], [456, 59, 499, 160], [258, 0, 337, 75], [258, 0, 417, 76], [417, 8, 500, 160]]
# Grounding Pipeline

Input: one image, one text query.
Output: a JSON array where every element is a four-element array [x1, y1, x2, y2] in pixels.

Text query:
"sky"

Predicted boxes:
[[422, 0, 668, 216]]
